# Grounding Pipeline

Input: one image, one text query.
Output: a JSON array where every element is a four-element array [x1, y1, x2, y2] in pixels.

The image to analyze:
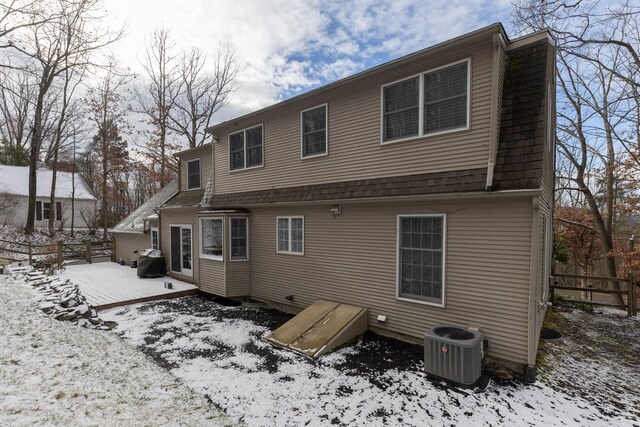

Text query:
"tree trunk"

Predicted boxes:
[[25, 84, 47, 235]]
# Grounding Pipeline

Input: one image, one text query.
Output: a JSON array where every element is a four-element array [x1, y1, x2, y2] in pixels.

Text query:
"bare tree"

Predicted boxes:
[[1, 0, 122, 235], [85, 61, 131, 240], [135, 26, 181, 187], [513, 0, 640, 302], [169, 44, 238, 148], [0, 0, 59, 49]]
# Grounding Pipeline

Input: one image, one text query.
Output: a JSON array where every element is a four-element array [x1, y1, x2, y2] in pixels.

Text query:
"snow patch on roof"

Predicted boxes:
[[111, 180, 178, 233], [0, 165, 95, 199]]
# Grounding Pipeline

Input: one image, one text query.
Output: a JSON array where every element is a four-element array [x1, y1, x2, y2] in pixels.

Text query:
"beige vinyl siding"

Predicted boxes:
[[247, 197, 533, 364], [179, 145, 212, 191], [199, 258, 225, 295], [159, 207, 199, 284], [227, 261, 250, 296], [212, 36, 496, 194], [113, 232, 150, 265]]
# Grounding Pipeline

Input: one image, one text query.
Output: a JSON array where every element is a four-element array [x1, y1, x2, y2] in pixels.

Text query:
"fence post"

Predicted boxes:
[[28, 242, 32, 264], [56, 241, 63, 269], [85, 241, 92, 264]]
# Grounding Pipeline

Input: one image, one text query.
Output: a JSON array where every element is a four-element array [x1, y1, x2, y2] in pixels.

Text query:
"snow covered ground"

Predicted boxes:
[[0, 274, 233, 426], [101, 296, 640, 427]]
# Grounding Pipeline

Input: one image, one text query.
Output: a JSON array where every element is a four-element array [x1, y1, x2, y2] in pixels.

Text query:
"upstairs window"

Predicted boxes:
[[301, 104, 327, 158], [187, 159, 201, 189], [424, 61, 468, 133], [382, 59, 469, 143], [383, 77, 419, 141], [229, 125, 263, 171], [277, 216, 303, 255]]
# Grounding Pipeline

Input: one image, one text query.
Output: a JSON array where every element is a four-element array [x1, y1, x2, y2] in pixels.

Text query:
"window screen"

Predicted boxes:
[[302, 105, 327, 157], [229, 125, 263, 170], [399, 216, 444, 304], [187, 159, 200, 189], [424, 62, 468, 133], [383, 77, 419, 141], [230, 218, 248, 260]]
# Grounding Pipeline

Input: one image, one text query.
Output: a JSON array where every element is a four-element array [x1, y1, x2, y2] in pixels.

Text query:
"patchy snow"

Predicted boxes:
[[0, 165, 94, 199], [0, 274, 232, 426], [102, 296, 639, 426]]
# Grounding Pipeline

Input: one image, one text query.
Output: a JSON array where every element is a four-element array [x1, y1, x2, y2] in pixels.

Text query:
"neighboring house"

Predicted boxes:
[[0, 165, 96, 230], [110, 179, 178, 265], [157, 23, 556, 372]]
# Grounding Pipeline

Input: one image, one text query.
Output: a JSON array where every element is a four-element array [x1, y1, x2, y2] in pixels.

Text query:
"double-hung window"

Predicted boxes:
[[397, 215, 446, 306], [277, 216, 303, 255], [187, 159, 200, 189], [301, 104, 327, 158], [230, 218, 248, 261], [382, 59, 469, 142], [229, 125, 263, 171], [200, 218, 223, 260]]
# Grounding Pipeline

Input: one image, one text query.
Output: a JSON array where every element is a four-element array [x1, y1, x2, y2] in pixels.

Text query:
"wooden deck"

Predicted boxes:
[[57, 262, 198, 310]]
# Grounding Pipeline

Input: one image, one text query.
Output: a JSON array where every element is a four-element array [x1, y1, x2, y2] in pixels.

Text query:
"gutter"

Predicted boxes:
[[485, 32, 507, 191]]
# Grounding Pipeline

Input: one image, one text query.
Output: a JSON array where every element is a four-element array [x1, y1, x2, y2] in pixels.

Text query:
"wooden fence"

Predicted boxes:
[[552, 273, 638, 317], [0, 238, 112, 268]]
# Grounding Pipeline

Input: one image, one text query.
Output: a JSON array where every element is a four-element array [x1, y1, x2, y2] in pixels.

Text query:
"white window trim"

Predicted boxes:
[[150, 227, 159, 249], [228, 124, 265, 172], [170, 224, 193, 277], [186, 158, 201, 190], [199, 217, 223, 261], [276, 216, 304, 256], [229, 217, 250, 262], [300, 103, 328, 159], [395, 214, 447, 308], [380, 58, 471, 145]]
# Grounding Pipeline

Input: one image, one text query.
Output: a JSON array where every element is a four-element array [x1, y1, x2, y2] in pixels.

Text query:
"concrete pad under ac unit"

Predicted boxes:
[[264, 300, 368, 358]]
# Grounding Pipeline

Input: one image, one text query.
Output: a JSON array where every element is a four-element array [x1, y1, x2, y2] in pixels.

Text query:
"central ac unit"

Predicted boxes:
[[424, 325, 484, 387]]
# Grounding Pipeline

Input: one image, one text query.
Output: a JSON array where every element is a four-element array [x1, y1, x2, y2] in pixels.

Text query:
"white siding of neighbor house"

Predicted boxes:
[[0, 194, 96, 230]]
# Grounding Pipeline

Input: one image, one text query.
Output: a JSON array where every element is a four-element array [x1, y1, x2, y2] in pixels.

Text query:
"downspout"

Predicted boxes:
[[485, 33, 507, 191]]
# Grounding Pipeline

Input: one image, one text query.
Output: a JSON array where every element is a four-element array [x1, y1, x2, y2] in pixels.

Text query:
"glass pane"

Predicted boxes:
[[182, 228, 192, 269], [229, 132, 245, 170], [303, 131, 326, 156], [246, 126, 263, 167], [383, 77, 419, 141], [188, 160, 200, 188], [201, 219, 222, 257], [230, 218, 247, 260], [424, 62, 468, 133], [291, 218, 303, 253], [278, 218, 289, 251]]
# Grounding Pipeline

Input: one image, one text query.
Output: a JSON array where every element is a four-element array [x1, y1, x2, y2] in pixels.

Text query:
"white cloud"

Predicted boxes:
[[104, 0, 512, 129]]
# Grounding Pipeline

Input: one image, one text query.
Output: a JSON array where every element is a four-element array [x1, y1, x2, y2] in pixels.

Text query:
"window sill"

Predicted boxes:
[[229, 258, 249, 262], [396, 296, 445, 308], [229, 164, 264, 173], [276, 250, 304, 256], [380, 125, 470, 146], [301, 151, 328, 160], [200, 255, 223, 261], [185, 187, 201, 191]]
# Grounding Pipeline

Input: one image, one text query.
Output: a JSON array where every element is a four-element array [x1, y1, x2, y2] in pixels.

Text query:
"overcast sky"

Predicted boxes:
[[105, 0, 514, 125]]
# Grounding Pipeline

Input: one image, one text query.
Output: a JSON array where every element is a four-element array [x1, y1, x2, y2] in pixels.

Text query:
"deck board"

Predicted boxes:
[[57, 262, 198, 309]]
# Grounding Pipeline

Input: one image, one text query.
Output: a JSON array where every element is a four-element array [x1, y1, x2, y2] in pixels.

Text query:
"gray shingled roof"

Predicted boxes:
[[111, 180, 178, 232], [164, 39, 549, 209]]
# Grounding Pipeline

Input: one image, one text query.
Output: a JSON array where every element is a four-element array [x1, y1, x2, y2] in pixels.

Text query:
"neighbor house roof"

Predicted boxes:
[[111, 180, 178, 233], [0, 165, 95, 200]]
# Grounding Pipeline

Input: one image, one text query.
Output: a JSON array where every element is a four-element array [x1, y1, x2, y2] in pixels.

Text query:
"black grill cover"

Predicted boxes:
[[137, 250, 167, 278]]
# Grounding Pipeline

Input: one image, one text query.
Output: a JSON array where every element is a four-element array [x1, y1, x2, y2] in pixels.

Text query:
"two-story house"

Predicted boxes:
[[157, 23, 555, 373]]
